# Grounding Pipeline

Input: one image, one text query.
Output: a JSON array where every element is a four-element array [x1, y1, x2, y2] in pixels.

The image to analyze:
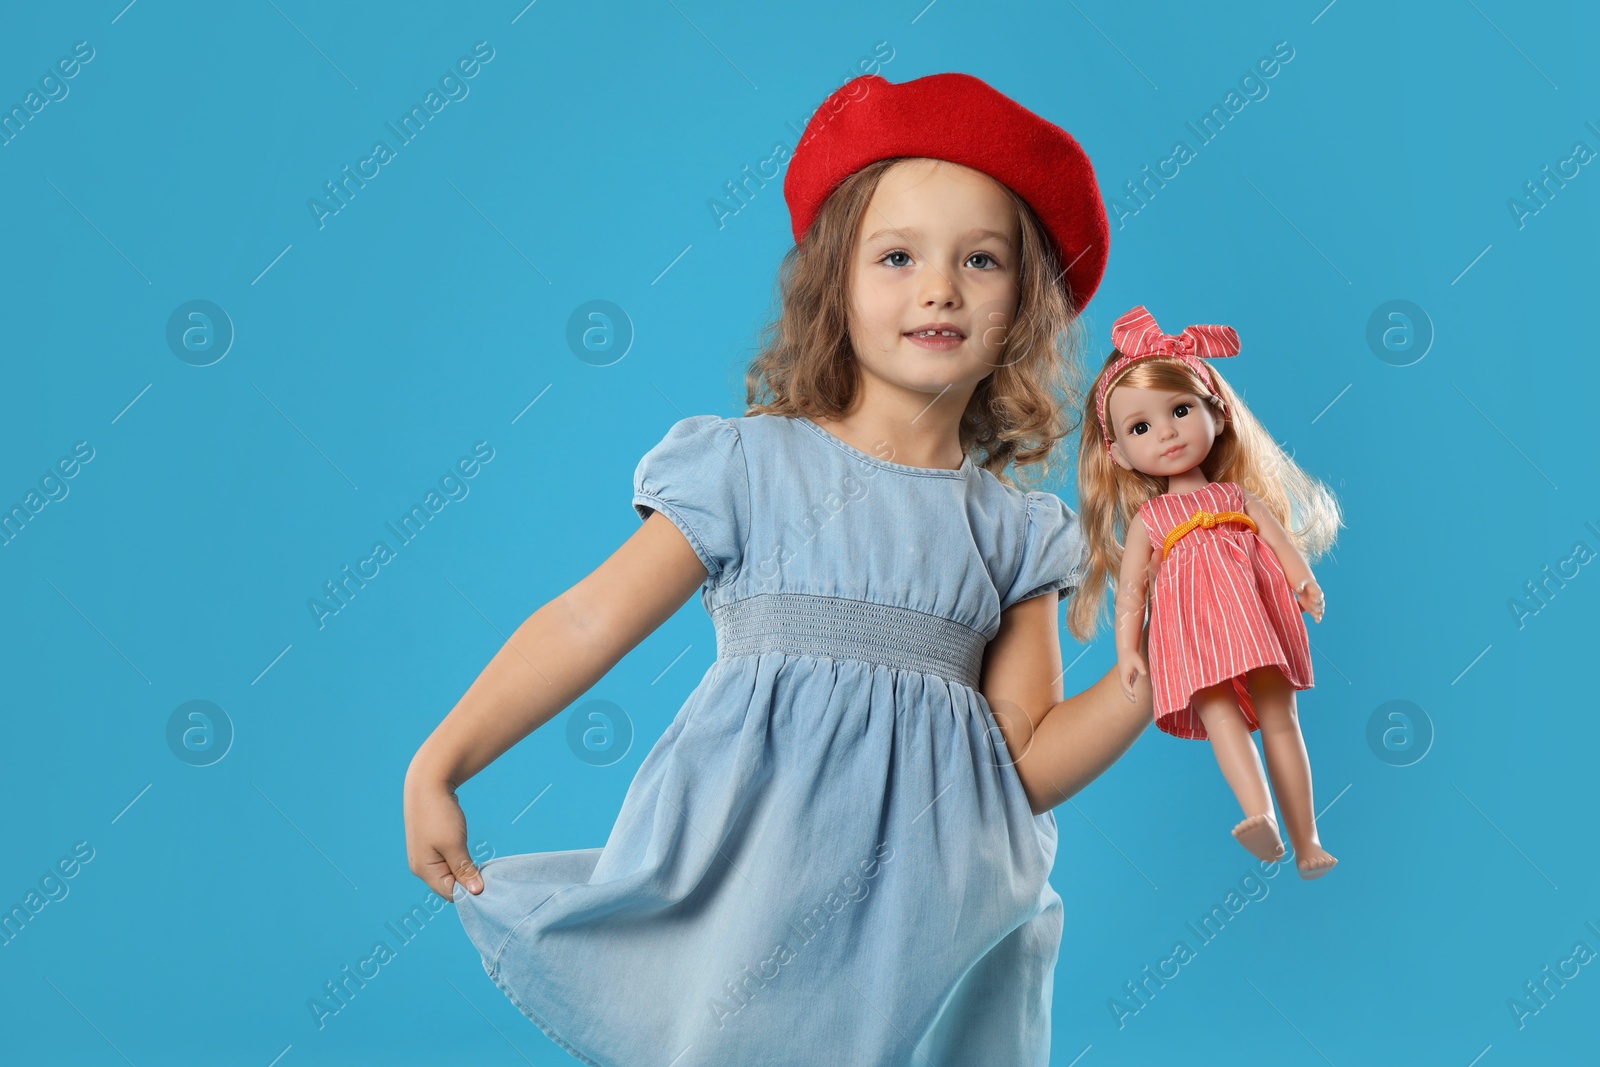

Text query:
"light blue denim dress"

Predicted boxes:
[[453, 412, 1087, 1067]]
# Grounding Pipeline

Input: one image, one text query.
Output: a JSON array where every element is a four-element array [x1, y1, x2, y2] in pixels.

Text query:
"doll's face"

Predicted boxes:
[[845, 158, 1021, 401], [1105, 384, 1223, 478]]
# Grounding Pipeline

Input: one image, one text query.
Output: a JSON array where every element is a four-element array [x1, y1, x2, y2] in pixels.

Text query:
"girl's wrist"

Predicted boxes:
[[406, 744, 463, 794]]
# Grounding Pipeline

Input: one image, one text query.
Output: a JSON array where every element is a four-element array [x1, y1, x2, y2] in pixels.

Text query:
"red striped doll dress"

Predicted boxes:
[[1135, 480, 1314, 739]]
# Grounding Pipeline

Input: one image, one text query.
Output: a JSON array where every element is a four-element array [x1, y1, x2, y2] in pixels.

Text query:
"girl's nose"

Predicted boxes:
[[919, 273, 957, 307]]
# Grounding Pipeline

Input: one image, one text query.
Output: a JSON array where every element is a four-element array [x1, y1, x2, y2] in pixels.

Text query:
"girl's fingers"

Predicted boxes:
[[448, 847, 484, 895], [427, 854, 459, 898]]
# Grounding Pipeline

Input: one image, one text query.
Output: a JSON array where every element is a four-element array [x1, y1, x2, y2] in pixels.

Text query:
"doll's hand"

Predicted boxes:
[[1295, 576, 1325, 623], [1117, 650, 1148, 703]]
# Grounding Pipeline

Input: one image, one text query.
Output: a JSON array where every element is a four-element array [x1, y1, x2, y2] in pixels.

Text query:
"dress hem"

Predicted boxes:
[[1155, 658, 1312, 740], [481, 958, 612, 1067]]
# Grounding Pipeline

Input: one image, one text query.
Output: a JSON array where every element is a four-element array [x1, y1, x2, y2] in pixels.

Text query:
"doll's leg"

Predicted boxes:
[[1244, 666, 1337, 880], [1191, 681, 1284, 862]]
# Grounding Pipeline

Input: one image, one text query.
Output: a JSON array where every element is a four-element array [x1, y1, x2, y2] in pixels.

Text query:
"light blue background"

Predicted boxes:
[[2, 2, 1595, 1064]]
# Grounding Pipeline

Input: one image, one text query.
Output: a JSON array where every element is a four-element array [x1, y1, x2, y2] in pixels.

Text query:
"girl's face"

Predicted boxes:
[[1105, 383, 1223, 479], [846, 159, 1021, 402]]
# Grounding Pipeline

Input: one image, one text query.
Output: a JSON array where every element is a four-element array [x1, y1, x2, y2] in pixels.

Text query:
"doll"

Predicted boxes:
[[1067, 305, 1343, 879]]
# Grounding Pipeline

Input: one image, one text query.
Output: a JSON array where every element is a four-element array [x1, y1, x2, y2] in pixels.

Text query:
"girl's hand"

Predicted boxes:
[[404, 776, 484, 898], [1117, 650, 1148, 703], [1295, 576, 1325, 623]]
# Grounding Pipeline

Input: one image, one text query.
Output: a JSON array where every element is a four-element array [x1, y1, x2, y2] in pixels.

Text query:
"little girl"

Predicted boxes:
[[403, 72, 1155, 1066], [1067, 305, 1343, 879]]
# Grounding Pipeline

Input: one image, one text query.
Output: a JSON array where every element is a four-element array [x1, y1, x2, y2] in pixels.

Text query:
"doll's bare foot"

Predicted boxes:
[[1232, 813, 1285, 862], [1296, 847, 1338, 880]]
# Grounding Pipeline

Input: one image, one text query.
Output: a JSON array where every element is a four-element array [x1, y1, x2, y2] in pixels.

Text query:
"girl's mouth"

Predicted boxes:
[[905, 330, 964, 351]]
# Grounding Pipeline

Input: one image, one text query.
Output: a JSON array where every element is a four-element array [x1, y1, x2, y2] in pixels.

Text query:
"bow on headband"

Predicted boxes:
[[1096, 305, 1241, 449]]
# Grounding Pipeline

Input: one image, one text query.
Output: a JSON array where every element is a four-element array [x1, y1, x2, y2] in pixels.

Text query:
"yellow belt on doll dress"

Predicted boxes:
[[1160, 509, 1257, 561]]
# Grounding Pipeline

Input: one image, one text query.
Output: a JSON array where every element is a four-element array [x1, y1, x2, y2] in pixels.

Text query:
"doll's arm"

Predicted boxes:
[[1114, 519, 1156, 699], [1240, 488, 1325, 623]]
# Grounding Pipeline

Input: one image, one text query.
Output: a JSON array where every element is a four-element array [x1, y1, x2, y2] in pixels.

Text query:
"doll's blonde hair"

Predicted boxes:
[[1066, 352, 1342, 642], [743, 157, 1092, 489]]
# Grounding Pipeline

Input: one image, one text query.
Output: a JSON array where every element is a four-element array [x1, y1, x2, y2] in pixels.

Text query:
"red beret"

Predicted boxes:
[[784, 72, 1110, 312]]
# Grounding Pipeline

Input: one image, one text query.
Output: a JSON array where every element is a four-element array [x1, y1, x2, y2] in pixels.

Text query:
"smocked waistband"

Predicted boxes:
[[710, 592, 987, 689]]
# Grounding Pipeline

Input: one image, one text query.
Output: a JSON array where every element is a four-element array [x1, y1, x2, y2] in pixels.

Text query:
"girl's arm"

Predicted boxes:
[[1239, 487, 1324, 622], [980, 528, 1157, 815], [405, 512, 711, 792]]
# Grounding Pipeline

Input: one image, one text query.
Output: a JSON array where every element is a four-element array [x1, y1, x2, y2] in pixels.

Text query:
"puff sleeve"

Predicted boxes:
[[632, 415, 751, 584], [999, 490, 1089, 611]]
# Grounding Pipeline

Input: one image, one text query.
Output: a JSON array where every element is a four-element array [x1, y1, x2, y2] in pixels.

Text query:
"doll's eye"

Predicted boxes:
[[1174, 403, 1191, 417], [1129, 421, 1149, 435]]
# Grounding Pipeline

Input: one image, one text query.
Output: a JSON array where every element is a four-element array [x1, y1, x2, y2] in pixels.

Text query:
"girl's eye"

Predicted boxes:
[[1129, 422, 1148, 435], [879, 250, 1001, 269], [1174, 403, 1190, 417]]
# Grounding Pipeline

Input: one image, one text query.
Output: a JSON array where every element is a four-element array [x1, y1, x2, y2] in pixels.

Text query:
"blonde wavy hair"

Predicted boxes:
[[742, 157, 1092, 489], [1065, 353, 1343, 642]]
